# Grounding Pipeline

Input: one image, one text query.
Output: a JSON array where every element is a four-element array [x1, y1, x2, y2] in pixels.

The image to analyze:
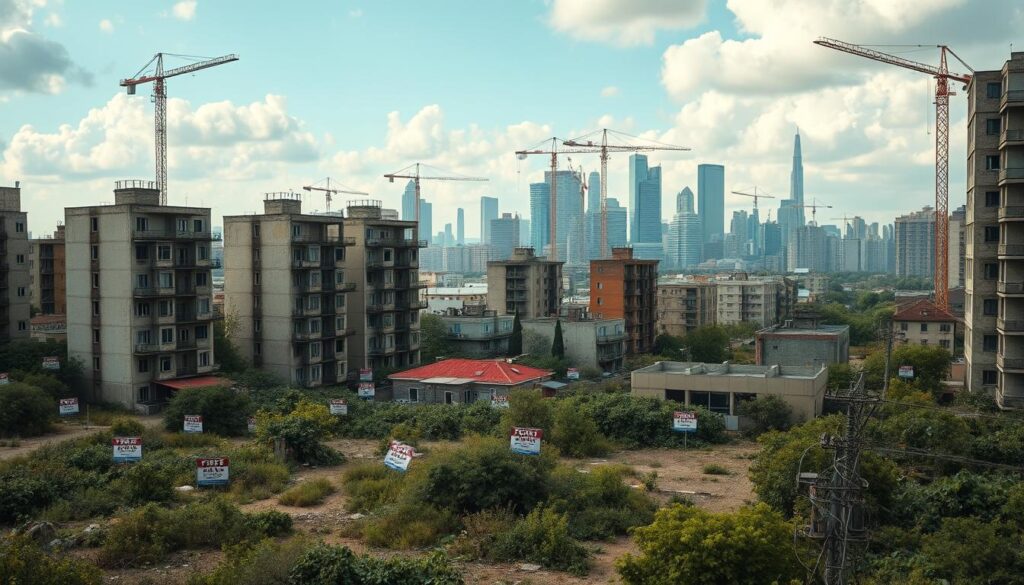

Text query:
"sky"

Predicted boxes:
[[1, 0, 1022, 239]]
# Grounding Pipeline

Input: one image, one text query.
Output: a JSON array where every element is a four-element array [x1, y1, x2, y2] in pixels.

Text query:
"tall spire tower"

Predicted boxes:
[[791, 129, 805, 227]]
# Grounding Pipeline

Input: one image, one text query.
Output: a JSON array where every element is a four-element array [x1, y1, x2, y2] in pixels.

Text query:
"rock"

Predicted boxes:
[[518, 563, 542, 572], [47, 538, 63, 551], [348, 513, 365, 520], [84, 523, 100, 533], [25, 522, 56, 544], [175, 485, 195, 492]]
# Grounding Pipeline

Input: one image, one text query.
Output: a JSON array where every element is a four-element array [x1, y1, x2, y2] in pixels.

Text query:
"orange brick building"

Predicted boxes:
[[590, 248, 658, 354]]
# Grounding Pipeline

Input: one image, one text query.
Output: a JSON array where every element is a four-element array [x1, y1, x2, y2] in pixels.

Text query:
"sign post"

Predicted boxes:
[[59, 397, 79, 416], [490, 394, 509, 409], [567, 367, 580, 381], [247, 416, 256, 433], [112, 437, 143, 463], [898, 365, 914, 379], [329, 398, 348, 415], [183, 415, 203, 433], [673, 411, 698, 449], [42, 356, 61, 370], [196, 458, 230, 487], [510, 427, 543, 456], [383, 441, 414, 472], [359, 368, 373, 382], [0, 372, 8, 385]]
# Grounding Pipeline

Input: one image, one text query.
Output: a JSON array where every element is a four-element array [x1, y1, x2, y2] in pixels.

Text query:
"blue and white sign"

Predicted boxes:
[[673, 411, 697, 433], [196, 458, 230, 486], [112, 437, 142, 463]]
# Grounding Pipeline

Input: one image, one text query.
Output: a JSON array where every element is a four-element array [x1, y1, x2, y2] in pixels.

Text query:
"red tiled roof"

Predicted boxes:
[[156, 376, 231, 390], [30, 314, 66, 325], [892, 299, 956, 323], [389, 359, 552, 385]]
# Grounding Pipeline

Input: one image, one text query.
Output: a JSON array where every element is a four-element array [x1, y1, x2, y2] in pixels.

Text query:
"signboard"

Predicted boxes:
[[510, 427, 543, 456], [358, 383, 375, 398], [359, 368, 373, 382], [196, 458, 230, 486], [567, 367, 580, 380], [42, 356, 60, 370], [898, 365, 914, 379], [673, 411, 698, 433], [0, 373, 8, 385], [383, 441, 414, 472], [490, 394, 510, 409], [183, 415, 203, 433], [329, 399, 349, 415], [112, 437, 142, 463], [59, 397, 79, 416], [247, 416, 256, 433]]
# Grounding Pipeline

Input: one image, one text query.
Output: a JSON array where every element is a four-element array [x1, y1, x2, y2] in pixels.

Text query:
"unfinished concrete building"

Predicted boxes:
[[0, 184, 30, 343], [486, 247, 563, 319], [29, 224, 66, 315]]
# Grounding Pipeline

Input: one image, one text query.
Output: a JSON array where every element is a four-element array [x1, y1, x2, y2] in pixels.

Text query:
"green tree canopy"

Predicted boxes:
[[683, 325, 729, 363], [420, 313, 456, 363], [863, 343, 952, 396]]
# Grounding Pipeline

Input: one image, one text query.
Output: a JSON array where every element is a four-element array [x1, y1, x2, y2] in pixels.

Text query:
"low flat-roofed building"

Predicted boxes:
[[30, 314, 66, 342], [756, 323, 850, 368], [389, 358, 552, 404], [522, 305, 626, 373], [423, 284, 488, 313], [631, 361, 827, 422]]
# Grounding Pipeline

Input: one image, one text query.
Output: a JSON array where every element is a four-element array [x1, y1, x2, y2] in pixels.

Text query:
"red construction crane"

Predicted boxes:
[[814, 37, 972, 311], [383, 163, 487, 233], [120, 53, 239, 205], [516, 138, 562, 260], [302, 177, 368, 213], [562, 129, 690, 258]]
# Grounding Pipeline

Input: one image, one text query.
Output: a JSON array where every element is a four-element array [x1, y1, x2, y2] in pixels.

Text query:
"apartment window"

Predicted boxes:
[[196, 272, 208, 286], [157, 245, 171, 261], [253, 224, 261, 238], [311, 364, 321, 381], [309, 271, 321, 287], [199, 298, 210, 314], [986, 118, 1001, 135], [985, 155, 1001, 170], [939, 340, 950, 349], [982, 370, 997, 385], [158, 272, 173, 289], [90, 217, 99, 232], [335, 270, 344, 284], [161, 328, 174, 344], [16, 320, 26, 331], [196, 325, 208, 339], [92, 329, 100, 343], [160, 357, 173, 372], [253, 296, 260, 309], [254, 271, 261, 285], [137, 330, 151, 345], [92, 273, 100, 288], [138, 386, 150, 402], [292, 224, 301, 237], [984, 299, 998, 315], [335, 294, 345, 309], [984, 226, 1000, 242], [135, 302, 151, 316], [983, 334, 998, 352], [919, 323, 928, 333], [93, 357, 100, 371], [939, 323, 951, 332], [193, 219, 204, 233], [178, 328, 190, 342], [16, 286, 25, 297], [158, 300, 174, 317], [89, 245, 99, 261], [335, 338, 345, 353], [92, 301, 100, 316], [254, 342, 262, 356], [199, 351, 210, 367], [15, 254, 24, 264], [310, 343, 322, 358], [138, 359, 149, 373], [136, 217, 149, 231], [309, 319, 321, 334], [307, 295, 320, 310], [335, 316, 345, 330], [15, 221, 24, 233], [985, 191, 1000, 207], [987, 82, 1002, 99], [254, 319, 262, 333], [197, 245, 209, 260], [984, 263, 999, 279], [177, 218, 188, 232], [334, 247, 345, 261]]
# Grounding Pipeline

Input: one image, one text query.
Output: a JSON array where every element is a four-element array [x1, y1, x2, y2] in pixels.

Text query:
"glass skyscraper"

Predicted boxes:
[[544, 169, 583, 263], [529, 182, 550, 254], [480, 196, 498, 245], [697, 164, 725, 244], [628, 154, 662, 244]]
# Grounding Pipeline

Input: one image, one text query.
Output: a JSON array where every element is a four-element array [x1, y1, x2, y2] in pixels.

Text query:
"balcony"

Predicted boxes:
[[196, 311, 214, 321], [596, 332, 627, 344], [997, 318, 1024, 332], [365, 303, 396, 313], [197, 363, 217, 374], [134, 343, 161, 354], [447, 330, 512, 341], [177, 339, 197, 350], [999, 168, 1024, 185], [1002, 129, 1024, 148], [156, 313, 177, 325], [998, 243, 1024, 258], [398, 239, 428, 248], [296, 282, 323, 293], [292, 306, 322, 318], [335, 282, 357, 293], [1001, 89, 1024, 111], [293, 330, 322, 341], [997, 353, 1024, 371], [134, 230, 214, 241], [1000, 206, 1024, 221], [292, 259, 320, 269], [999, 282, 1024, 295]]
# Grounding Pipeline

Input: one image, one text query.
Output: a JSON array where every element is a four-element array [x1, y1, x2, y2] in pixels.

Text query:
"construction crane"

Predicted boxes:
[[793, 199, 834, 225], [516, 138, 562, 260], [731, 188, 777, 210], [120, 53, 239, 205], [814, 37, 972, 311], [303, 177, 367, 214], [562, 129, 690, 258], [383, 163, 487, 232]]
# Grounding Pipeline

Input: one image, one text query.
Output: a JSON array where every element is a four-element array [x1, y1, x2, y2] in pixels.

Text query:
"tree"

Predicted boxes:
[[163, 386, 252, 435], [508, 311, 523, 356], [736, 395, 793, 437], [551, 319, 565, 359], [616, 503, 804, 585], [524, 329, 550, 356], [213, 319, 247, 373], [419, 313, 455, 363], [653, 334, 685, 358], [684, 325, 729, 363], [0, 382, 54, 437], [500, 388, 554, 438], [863, 343, 952, 396]]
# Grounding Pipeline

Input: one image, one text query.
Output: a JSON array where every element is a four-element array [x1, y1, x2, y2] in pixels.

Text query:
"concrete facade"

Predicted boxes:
[[631, 361, 828, 422], [29, 224, 66, 315], [715, 278, 780, 328], [223, 194, 356, 388], [656, 281, 717, 337], [521, 308, 626, 372], [441, 306, 514, 358], [0, 185, 30, 343], [590, 247, 658, 354], [894, 298, 957, 352], [423, 284, 487, 313], [756, 323, 850, 368], [895, 206, 936, 278], [486, 247, 563, 319], [65, 181, 216, 408]]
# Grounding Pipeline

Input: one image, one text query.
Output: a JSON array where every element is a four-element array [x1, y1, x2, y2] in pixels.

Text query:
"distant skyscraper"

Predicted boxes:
[[628, 155, 662, 244], [790, 130, 805, 225], [606, 198, 628, 249], [728, 210, 749, 258], [456, 208, 465, 245], [787, 224, 829, 272], [587, 171, 601, 213], [529, 182, 550, 254], [519, 218, 531, 248], [444, 223, 454, 247], [401, 180, 416, 221], [585, 170, 602, 260], [480, 196, 498, 244], [489, 213, 520, 260], [697, 164, 725, 244], [545, 170, 583, 263], [667, 187, 701, 269], [895, 207, 936, 278], [420, 200, 433, 246], [677, 187, 695, 214]]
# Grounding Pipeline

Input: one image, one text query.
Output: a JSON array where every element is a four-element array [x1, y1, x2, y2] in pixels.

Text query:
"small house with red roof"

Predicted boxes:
[[388, 358, 553, 404], [893, 298, 957, 352]]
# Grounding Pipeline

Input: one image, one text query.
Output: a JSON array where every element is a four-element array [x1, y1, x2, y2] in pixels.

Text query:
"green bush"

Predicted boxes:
[[499, 389, 554, 437], [279, 478, 335, 507], [736, 395, 793, 437], [546, 465, 656, 540], [289, 544, 463, 585], [490, 506, 589, 575], [163, 386, 252, 436], [225, 445, 291, 502], [703, 463, 730, 475], [550, 399, 611, 457], [189, 537, 310, 585], [256, 400, 343, 465], [569, 393, 726, 448], [109, 416, 146, 436], [359, 502, 459, 548], [341, 463, 404, 513], [0, 382, 54, 437], [0, 534, 103, 585], [245, 510, 293, 537]]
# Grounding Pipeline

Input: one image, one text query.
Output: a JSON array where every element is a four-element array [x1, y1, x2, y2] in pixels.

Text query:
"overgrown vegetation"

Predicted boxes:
[[163, 385, 253, 436], [278, 478, 335, 507]]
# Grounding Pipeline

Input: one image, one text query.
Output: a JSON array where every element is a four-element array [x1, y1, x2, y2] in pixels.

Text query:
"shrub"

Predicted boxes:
[[289, 544, 463, 585], [163, 386, 251, 436], [0, 382, 54, 437], [499, 389, 554, 437], [341, 463, 404, 513], [550, 399, 611, 458], [736, 395, 793, 437], [109, 416, 146, 437], [110, 460, 177, 504], [703, 464, 730, 475], [359, 502, 459, 549], [245, 510, 293, 537], [279, 478, 335, 507], [226, 445, 290, 502], [190, 537, 311, 585], [490, 506, 589, 575], [569, 393, 726, 448], [256, 400, 343, 465], [0, 534, 103, 585], [546, 465, 656, 540], [11, 372, 68, 400]]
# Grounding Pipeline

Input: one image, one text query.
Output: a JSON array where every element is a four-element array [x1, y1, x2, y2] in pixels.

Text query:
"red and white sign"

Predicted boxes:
[[42, 356, 60, 370], [196, 457, 230, 486], [247, 416, 256, 433], [673, 411, 698, 433], [567, 367, 580, 380], [359, 368, 373, 382], [183, 415, 203, 433], [383, 441, 414, 472], [898, 365, 914, 379], [358, 383, 375, 398], [329, 399, 348, 415], [510, 427, 543, 455], [0, 372, 8, 385], [490, 394, 509, 409], [59, 397, 79, 416], [112, 437, 143, 463]]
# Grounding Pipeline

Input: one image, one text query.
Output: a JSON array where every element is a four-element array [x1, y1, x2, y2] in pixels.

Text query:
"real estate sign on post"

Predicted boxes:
[[329, 399, 348, 415], [510, 427, 543, 456], [383, 441, 414, 472], [247, 416, 256, 433], [567, 367, 579, 380], [898, 365, 914, 379], [490, 394, 509, 409], [196, 458, 230, 486], [358, 383, 375, 399], [0, 372, 8, 385], [183, 415, 203, 433], [59, 397, 79, 416], [359, 368, 373, 382], [673, 411, 698, 433], [112, 437, 143, 463], [42, 356, 60, 370]]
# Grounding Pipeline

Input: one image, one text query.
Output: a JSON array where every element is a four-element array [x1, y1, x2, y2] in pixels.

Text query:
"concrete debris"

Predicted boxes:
[[518, 563, 542, 572]]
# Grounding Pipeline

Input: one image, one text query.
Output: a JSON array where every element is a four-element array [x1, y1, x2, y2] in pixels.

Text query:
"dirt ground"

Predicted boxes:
[[60, 436, 759, 584]]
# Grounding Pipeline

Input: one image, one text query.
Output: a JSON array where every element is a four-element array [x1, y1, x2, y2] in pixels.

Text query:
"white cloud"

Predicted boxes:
[[172, 0, 196, 21], [44, 12, 61, 27], [600, 86, 619, 98], [349, 8, 362, 18], [98, 18, 113, 33], [0, 0, 90, 94], [549, 0, 705, 46]]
